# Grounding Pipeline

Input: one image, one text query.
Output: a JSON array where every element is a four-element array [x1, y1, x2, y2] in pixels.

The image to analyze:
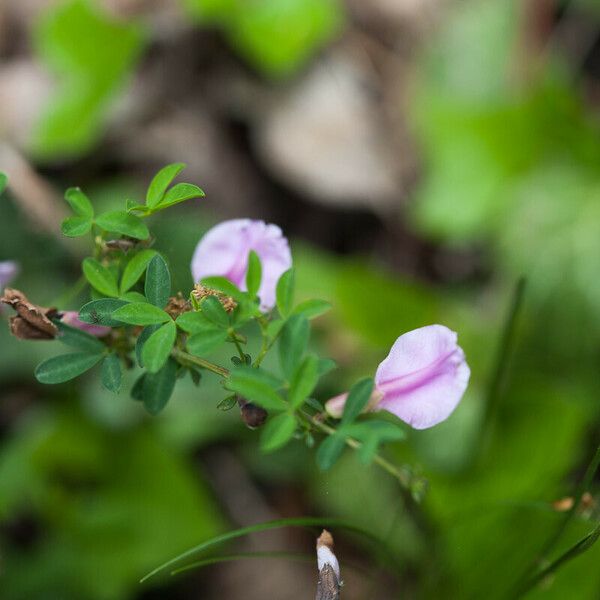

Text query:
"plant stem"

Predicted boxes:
[[171, 347, 230, 378], [304, 413, 413, 490]]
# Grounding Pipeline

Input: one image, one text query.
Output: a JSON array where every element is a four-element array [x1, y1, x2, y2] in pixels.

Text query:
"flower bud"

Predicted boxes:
[[238, 397, 268, 429]]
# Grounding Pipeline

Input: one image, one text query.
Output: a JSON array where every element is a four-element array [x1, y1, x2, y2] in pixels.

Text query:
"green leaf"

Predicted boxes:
[[95, 210, 149, 240], [55, 320, 105, 352], [0, 172, 7, 194], [120, 291, 147, 303], [341, 377, 374, 426], [142, 321, 177, 373], [278, 314, 309, 378], [288, 354, 319, 409], [61, 215, 92, 237], [79, 298, 128, 327], [317, 358, 336, 376], [342, 421, 406, 464], [316, 434, 346, 471], [33, 0, 143, 157], [145, 254, 171, 308], [101, 353, 122, 393], [201, 296, 230, 328], [176, 311, 216, 334], [146, 163, 186, 208], [200, 277, 247, 302], [246, 250, 262, 298], [142, 358, 177, 415], [64, 187, 93, 218], [112, 302, 171, 326], [136, 324, 160, 367], [187, 330, 228, 356], [120, 249, 158, 293], [158, 182, 205, 209], [291, 299, 332, 319], [82, 258, 119, 297], [260, 413, 297, 453], [131, 374, 145, 401], [226, 367, 286, 411], [35, 352, 104, 384], [141, 517, 385, 583], [276, 268, 295, 317]]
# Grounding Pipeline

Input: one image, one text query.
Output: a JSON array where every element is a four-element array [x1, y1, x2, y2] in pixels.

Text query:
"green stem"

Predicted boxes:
[[171, 347, 230, 378], [229, 331, 246, 361], [304, 413, 413, 490]]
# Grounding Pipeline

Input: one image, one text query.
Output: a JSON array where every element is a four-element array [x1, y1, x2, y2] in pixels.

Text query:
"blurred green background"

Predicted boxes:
[[1, 0, 600, 598]]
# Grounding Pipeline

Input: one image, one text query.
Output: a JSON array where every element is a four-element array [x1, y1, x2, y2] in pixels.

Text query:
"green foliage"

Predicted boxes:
[[183, 0, 344, 78], [95, 210, 149, 240], [260, 413, 297, 452], [246, 250, 262, 299], [35, 351, 104, 384], [187, 329, 228, 356], [276, 268, 295, 317], [82, 257, 120, 297], [79, 298, 128, 327], [226, 366, 286, 411], [146, 163, 186, 208], [288, 354, 319, 409], [101, 352, 122, 393], [145, 254, 171, 308], [142, 321, 177, 373], [140, 358, 178, 414], [0, 172, 7, 194], [112, 302, 171, 326], [55, 320, 105, 352], [278, 314, 309, 378], [120, 249, 157, 294], [200, 295, 230, 328], [316, 434, 346, 471], [341, 377, 374, 425], [33, 0, 144, 157]]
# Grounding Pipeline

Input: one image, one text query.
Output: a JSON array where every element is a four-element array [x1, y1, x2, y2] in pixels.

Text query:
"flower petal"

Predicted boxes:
[[191, 219, 291, 310], [375, 325, 470, 429], [61, 311, 111, 337], [0, 261, 19, 290]]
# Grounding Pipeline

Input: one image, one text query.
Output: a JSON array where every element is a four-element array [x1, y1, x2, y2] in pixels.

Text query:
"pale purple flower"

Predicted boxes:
[[0, 261, 19, 291], [326, 325, 470, 430], [191, 219, 292, 311], [60, 311, 111, 337]]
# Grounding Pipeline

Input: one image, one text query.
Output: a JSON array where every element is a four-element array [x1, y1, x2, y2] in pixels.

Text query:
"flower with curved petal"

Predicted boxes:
[[191, 219, 292, 311], [326, 325, 470, 429]]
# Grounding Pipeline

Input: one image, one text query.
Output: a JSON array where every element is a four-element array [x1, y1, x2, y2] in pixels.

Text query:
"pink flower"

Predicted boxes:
[[0, 261, 19, 291], [60, 311, 111, 337], [326, 325, 470, 429], [191, 219, 292, 311]]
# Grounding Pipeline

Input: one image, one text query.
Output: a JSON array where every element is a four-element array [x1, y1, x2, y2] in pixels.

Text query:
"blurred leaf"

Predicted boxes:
[[316, 434, 345, 471], [0, 172, 7, 194], [142, 358, 178, 414], [176, 312, 217, 334], [64, 186, 94, 218], [288, 354, 319, 409], [245, 250, 262, 299], [142, 321, 177, 373], [82, 258, 119, 297], [226, 366, 286, 411], [33, 0, 144, 157], [278, 314, 309, 378], [79, 298, 128, 327], [291, 298, 332, 319], [200, 276, 247, 302], [341, 377, 373, 426], [146, 163, 186, 208], [60, 215, 92, 237], [276, 268, 294, 317], [35, 352, 103, 384], [120, 249, 157, 294], [187, 330, 228, 356], [260, 413, 297, 452], [145, 254, 171, 308], [200, 295, 230, 328], [112, 302, 171, 326], [159, 183, 205, 209], [96, 210, 149, 240], [55, 320, 105, 352], [101, 352, 122, 393], [184, 0, 343, 78], [135, 324, 160, 367]]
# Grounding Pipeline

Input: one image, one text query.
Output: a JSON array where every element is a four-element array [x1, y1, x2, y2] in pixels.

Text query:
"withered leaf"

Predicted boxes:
[[1, 288, 58, 340]]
